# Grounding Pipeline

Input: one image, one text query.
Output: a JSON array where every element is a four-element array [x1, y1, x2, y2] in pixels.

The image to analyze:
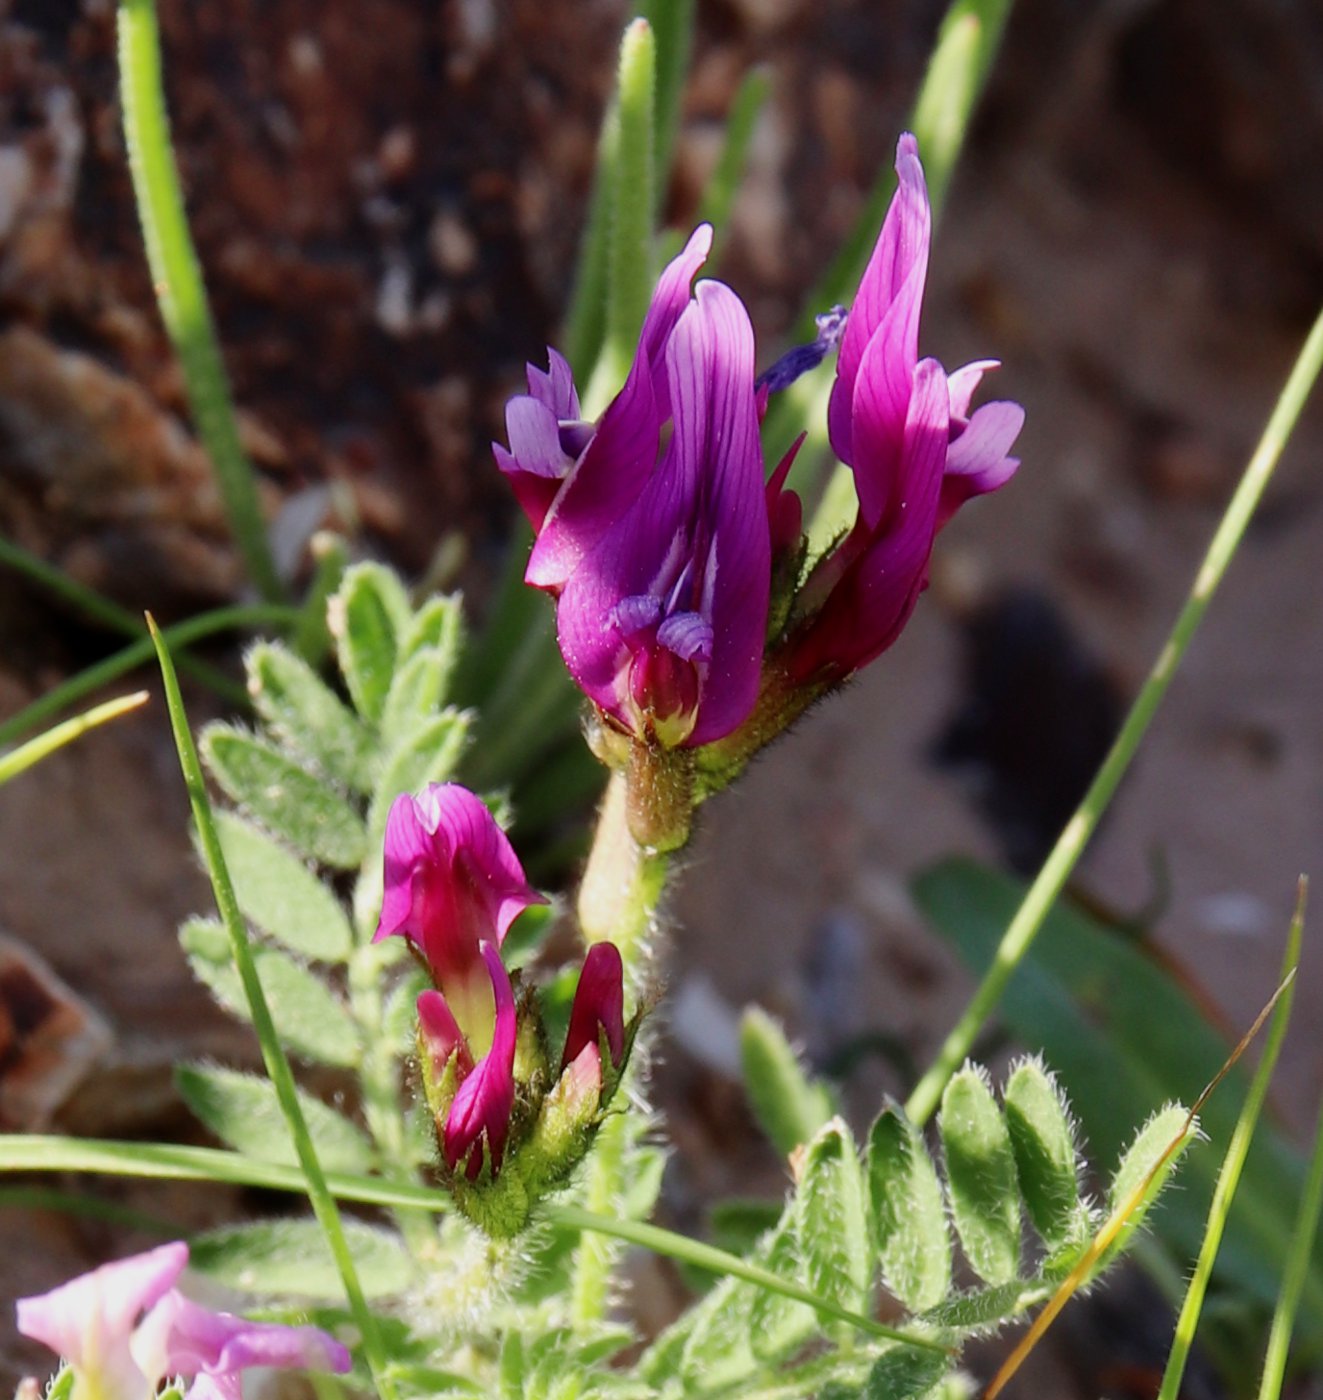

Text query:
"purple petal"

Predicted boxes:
[[138, 1290, 350, 1394], [562, 942, 626, 1070], [526, 347, 580, 420], [526, 226, 713, 592], [417, 988, 473, 1076], [939, 399, 1023, 529], [847, 274, 930, 531], [613, 593, 662, 638], [828, 133, 930, 467], [946, 359, 999, 420], [791, 359, 949, 679], [656, 611, 713, 663], [442, 943, 517, 1178], [555, 280, 769, 745], [16, 1242, 188, 1396]]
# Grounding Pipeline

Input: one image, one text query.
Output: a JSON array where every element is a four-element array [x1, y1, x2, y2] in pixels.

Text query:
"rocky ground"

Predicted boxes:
[[1, 0, 1321, 1393]]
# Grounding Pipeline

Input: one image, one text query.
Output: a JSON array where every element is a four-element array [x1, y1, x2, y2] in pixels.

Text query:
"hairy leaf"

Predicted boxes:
[[1003, 1057, 1085, 1251], [212, 811, 353, 961], [181, 918, 359, 1067], [176, 1064, 373, 1172], [740, 1006, 835, 1157], [201, 725, 366, 869], [799, 1118, 871, 1314], [868, 1103, 952, 1310], [331, 563, 411, 724], [940, 1067, 1020, 1285]]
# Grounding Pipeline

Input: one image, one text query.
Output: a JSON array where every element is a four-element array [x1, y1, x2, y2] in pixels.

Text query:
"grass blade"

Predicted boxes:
[[905, 306, 1323, 1126], [1156, 884, 1306, 1400], [697, 69, 771, 267], [0, 691, 147, 785], [147, 616, 395, 1399], [117, 0, 282, 601]]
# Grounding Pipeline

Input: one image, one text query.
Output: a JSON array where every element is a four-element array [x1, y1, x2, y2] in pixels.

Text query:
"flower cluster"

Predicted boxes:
[[497, 134, 1023, 843], [375, 783, 632, 1235], [15, 1241, 350, 1400]]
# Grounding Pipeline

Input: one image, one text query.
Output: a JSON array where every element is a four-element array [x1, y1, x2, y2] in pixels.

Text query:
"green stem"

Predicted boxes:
[[0, 1135, 943, 1354], [570, 768, 671, 1327], [0, 537, 249, 705], [1156, 890, 1305, 1400], [0, 604, 298, 749], [148, 619, 396, 1399], [117, 0, 282, 602], [906, 306, 1323, 1127]]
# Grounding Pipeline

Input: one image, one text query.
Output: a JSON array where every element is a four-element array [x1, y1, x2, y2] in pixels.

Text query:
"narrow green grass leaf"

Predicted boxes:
[[867, 1103, 952, 1311], [180, 918, 359, 1067], [201, 726, 367, 869], [190, 1217, 410, 1300], [906, 306, 1323, 1128], [176, 1064, 374, 1173], [246, 641, 373, 793], [331, 563, 411, 725], [596, 18, 656, 403], [1157, 894, 1304, 1400], [641, 0, 695, 213], [149, 617, 395, 1394], [0, 691, 147, 786], [740, 1006, 836, 1157], [1002, 1058, 1085, 1251], [212, 811, 353, 961], [696, 69, 770, 266], [940, 1067, 1020, 1285], [117, 0, 281, 600], [798, 1118, 871, 1314]]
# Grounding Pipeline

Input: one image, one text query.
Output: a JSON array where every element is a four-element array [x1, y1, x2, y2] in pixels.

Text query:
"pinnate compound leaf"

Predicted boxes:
[[940, 1066, 1021, 1285], [201, 725, 367, 869], [212, 811, 353, 961], [180, 918, 359, 1067], [331, 562, 412, 725], [176, 1064, 373, 1172], [245, 640, 374, 792], [1101, 1103, 1194, 1264], [189, 1217, 410, 1299], [798, 1117, 871, 1313], [1003, 1057, 1086, 1251], [867, 1103, 952, 1311], [740, 1006, 835, 1157], [860, 1345, 951, 1400]]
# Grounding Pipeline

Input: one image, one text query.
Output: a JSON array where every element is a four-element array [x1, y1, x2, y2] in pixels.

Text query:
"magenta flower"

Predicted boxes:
[[498, 226, 714, 595], [375, 783, 545, 1037], [786, 132, 1023, 682], [15, 1242, 350, 1400], [561, 941, 625, 1074], [439, 941, 518, 1179], [556, 278, 770, 747]]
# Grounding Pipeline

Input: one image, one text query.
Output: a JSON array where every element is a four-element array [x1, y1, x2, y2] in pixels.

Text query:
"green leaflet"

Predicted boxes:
[[798, 1118, 871, 1315], [1103, 1104, 1195, 1265], [331, 562, 412, 725], [181, 918, 359, 1068], [867, 1103, 952, 1311], [211, 810, 353, 961], [860, 1345, 951, 1400], [939, 1067, 1020, 1285], [201, 725, 367, 869], [189, 1216, 411, 1300], [1002, 1058, 1087, 1251], [740, 1006, 836, 1157], [246, 640, 373, 792], [176, 1064, 374, 1173], [748, 1209, 819, 1363]]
